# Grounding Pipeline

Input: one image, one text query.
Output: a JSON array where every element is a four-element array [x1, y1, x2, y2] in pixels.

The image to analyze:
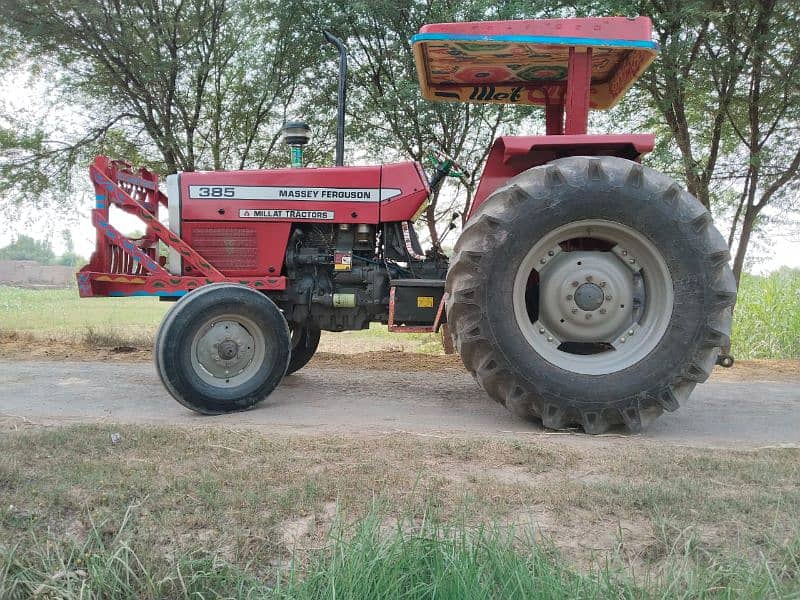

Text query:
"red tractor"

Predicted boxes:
[[78, 17, 736, 434]]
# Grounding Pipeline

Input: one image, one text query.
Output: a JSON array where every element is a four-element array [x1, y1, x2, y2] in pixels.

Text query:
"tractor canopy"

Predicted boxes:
[[412, 17, 657, 110]]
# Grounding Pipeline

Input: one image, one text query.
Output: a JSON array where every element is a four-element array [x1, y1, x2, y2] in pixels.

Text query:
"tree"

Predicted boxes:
[[714, 0, 800, 284], [0, 235, 56, 263], [0, 0, 327, 207], [567, 0, 800, 284], [303, 0, 547, 246]]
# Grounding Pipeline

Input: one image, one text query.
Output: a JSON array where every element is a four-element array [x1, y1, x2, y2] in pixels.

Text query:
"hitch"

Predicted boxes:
[[716, 353, 735, 368]]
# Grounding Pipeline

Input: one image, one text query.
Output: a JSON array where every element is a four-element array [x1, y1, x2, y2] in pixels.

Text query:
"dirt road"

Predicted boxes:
[[1, 358, 798, 447]]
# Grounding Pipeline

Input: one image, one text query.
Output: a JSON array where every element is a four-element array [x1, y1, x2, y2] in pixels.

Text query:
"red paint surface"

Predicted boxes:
[[181, 166, 382, 223], [470, 134, 655, 218], [379, 162, 429, 222], [564, 48, 592, 135], [419, 16, 653, 42], [182, 221, 292, 277]]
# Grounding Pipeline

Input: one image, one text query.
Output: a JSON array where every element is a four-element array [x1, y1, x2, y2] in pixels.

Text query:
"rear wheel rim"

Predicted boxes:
[[512, 219, 674, 375], [191, 314, 266, 387]]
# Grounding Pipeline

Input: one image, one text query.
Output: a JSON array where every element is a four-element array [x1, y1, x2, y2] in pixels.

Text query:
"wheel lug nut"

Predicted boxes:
[[546, 336, 553, 342], [622, 250, 628, 256], [566, 294, 573, 300], [539, 258, 546, 264], [628, 329, 635, 336], [599, 308, 607, 314], [585, 314, 592, 320], [571, 281, 579, 287], [548, 250, 555, 256], [619, 337, 626, 344], [586, 275, 593, 282], [539, 327, 545, 334], [571, 308, 578, 314], [605, 295, 612, 301], [599, 281, 606, 287], [628, 258, 636, 264]]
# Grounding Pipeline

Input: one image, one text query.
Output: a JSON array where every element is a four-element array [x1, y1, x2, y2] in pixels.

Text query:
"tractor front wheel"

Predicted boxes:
[[445, 156, 736, 434], [154, 283, 291, 414]]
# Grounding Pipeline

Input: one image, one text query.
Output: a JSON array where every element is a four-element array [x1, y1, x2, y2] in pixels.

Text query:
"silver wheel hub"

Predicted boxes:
[[513, 219, 674, 375], [538, 251, 635, 345], [193, 319, 259, 383], [574, 283, 603, 311]]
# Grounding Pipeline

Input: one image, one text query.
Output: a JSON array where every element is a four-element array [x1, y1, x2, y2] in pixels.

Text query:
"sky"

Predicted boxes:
[[1, 70, 799, 274]]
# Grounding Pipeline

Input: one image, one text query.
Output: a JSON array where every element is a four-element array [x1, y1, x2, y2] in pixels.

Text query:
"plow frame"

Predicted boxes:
[[77, 156, 286, 298]]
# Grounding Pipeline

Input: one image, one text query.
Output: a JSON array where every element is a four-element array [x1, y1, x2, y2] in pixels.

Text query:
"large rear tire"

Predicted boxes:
[[446, 156, 736, 434], [155, 283, 291, 414]]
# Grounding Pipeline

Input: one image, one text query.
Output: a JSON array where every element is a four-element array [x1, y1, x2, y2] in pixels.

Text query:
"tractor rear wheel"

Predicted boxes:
[[155, 283, 291, 414], [445, 156, 736, 434], [287, 323, 321, 375]]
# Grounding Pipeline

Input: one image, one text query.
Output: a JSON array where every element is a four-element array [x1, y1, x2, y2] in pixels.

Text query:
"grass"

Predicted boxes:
[[1, 425, 799, 598], [731, 269, 800, 359], [0, 286, 167, 348], [5, 513, 798, 598], [0, 268, 798, 357]]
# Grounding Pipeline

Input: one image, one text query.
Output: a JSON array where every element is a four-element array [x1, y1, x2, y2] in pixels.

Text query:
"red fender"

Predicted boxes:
[[469, 134, 654, 219]]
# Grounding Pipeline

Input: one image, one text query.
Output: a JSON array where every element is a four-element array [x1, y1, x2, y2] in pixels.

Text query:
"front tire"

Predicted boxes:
[[446, 156, 736, 434], [155, 283, 291, 414]]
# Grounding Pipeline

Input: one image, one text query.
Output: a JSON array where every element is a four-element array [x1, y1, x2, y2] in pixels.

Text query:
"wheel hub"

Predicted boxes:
[[512, 219, 674, 375], [538, 251, 635, 344], [194, 320, 256, 380], [217, 339, 239, 360], [574, 282, 604, 311]]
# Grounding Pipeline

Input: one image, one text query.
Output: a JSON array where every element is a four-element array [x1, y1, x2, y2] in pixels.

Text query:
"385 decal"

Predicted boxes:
[[195, 186, 235, 198]]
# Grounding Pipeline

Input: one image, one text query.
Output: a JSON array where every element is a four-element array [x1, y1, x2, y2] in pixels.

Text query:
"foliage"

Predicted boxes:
[[0, 235, 55, 263], [0, 0, 330, 199], [0, 235, 85, 265], [730, 269, 800, 359]]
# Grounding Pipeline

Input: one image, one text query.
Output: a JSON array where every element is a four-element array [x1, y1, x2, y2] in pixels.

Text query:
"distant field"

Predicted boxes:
[[0, 286, 168, 347], [0, 269, 798, 358]]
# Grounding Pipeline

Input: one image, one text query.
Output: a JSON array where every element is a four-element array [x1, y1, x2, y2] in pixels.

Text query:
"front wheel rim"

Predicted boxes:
[[190, 314, 266, 387], [512, 219, 674, 375]]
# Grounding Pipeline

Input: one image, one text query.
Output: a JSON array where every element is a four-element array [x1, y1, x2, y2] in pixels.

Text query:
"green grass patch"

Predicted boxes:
[[0, 286, 167, 345], [2, 507, 798, 598], [731, 269, 800, 359]]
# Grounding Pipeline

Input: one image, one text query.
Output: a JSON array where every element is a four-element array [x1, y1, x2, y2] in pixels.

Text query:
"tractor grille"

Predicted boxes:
[[191, 227, 258, 271]]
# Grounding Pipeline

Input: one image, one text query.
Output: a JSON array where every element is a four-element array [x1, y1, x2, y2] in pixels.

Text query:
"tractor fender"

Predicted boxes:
[[469, 134, 654, 219]]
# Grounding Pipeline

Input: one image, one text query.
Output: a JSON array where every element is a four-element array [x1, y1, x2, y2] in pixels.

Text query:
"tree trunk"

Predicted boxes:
[[425, 204, 440, 248], [731, 208, 757, 288]]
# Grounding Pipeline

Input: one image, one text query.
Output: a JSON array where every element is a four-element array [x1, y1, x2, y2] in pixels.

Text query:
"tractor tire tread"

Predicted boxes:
[[445, 156, 735, 434]]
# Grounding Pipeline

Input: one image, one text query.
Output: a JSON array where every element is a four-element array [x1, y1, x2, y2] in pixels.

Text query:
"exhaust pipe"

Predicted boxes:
[[323, 31, 347, 167]]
